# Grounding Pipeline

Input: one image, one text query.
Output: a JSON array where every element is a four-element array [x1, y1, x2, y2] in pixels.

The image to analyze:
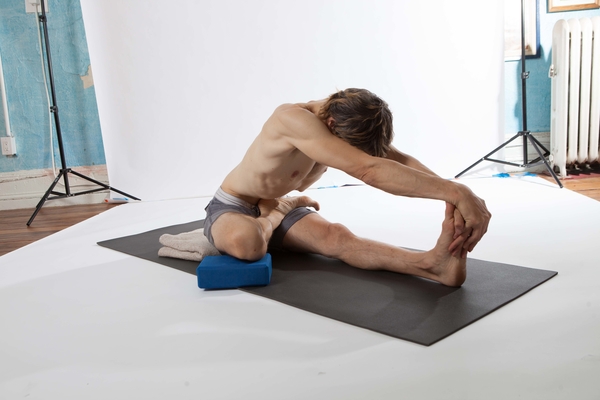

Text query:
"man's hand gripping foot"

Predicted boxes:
[[426, 203, 467, 287]]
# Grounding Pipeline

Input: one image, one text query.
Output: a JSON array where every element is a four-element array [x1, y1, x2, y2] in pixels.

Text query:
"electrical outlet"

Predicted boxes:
[[1, 137, 16, 156], [25, 0, 48, 13]]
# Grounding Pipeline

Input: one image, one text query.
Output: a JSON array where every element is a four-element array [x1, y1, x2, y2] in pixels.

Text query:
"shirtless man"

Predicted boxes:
[[203, 88, 491, 287]]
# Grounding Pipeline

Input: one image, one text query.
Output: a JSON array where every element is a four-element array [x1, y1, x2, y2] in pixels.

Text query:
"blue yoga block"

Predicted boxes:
[[197, 253, 272, 290]]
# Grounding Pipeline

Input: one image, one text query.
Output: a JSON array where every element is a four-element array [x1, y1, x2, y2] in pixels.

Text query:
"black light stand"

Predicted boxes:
[[455, 0, 563, 188], [27, 2, 140, 226]]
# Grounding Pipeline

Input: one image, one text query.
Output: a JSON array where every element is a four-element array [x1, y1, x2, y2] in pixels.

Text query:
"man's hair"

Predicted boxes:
[[318, 88, 394, 157]]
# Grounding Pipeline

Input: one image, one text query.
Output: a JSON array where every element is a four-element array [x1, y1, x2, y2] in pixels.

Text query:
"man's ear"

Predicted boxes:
[[326, 117, 336, 131]]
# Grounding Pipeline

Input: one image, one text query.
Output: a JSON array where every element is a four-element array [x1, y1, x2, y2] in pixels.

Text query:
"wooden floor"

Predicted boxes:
[[1, 176, 599, 257], [0, 203, 121, 257], [541, 174, 600, 201]]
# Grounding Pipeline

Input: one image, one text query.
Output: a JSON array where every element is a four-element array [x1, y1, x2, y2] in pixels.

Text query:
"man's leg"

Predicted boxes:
[[280, 202, 467, 287], [209, 196, 319, 261]]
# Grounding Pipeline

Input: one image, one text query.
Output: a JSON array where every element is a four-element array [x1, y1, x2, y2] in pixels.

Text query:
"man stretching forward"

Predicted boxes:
[[204, 88, 491, 287]]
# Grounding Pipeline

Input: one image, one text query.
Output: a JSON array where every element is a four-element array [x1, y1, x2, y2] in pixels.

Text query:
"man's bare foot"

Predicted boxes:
[[424, 203, 467, 287], [258, 196, 320, 217]]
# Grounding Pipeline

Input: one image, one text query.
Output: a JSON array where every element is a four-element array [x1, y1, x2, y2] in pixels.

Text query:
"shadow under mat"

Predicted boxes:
[[98, 220, 557, 346]]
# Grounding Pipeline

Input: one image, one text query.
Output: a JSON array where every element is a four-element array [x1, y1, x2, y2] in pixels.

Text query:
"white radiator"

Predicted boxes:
[[550, 17, 600, 177]]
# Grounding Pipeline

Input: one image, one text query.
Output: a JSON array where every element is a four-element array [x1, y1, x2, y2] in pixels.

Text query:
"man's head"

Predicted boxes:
[[318, 88, 394, 157]]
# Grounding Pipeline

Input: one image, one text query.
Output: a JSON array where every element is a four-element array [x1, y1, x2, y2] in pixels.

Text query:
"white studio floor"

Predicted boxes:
[[1, 176, 599, 400]]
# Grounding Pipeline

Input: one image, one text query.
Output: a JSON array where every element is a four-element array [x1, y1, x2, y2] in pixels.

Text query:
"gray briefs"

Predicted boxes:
[[203, 188, 316, 249]]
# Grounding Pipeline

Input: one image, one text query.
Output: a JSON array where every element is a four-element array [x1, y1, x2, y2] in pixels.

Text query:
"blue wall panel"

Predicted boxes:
[[0, 0, 105, 173]]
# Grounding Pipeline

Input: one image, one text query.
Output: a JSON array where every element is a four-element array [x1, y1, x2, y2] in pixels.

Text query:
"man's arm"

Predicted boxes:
[[385, 145, 439, 177], [276, 107, 491, 255]]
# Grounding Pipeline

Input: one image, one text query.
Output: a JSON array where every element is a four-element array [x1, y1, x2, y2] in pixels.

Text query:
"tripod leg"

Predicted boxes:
[[68, 170, 141, 200], [455, 133, 522, 178], [106, 186, 141, 201], [455, 158, 486, 179], [27, 170, 65, 226], [520, 133, 549, 165], [528, 133, 551, 155], [526, 135, 563, 188]]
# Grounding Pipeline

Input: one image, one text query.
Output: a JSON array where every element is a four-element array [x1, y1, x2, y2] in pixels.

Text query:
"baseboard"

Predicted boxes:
[[501, 131, 551, 174], [0, 165, 110, 210]]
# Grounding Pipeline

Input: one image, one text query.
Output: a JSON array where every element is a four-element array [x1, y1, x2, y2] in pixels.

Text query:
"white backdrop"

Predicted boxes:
[[80, 0, 504, 201]]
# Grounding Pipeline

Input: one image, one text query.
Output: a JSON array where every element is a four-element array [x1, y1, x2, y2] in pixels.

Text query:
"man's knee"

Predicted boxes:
[[321, 222, 355, 258], [212, 217, 268, 261]]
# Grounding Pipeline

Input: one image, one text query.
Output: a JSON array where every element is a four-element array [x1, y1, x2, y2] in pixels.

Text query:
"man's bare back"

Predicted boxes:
[[204, 89, 491, 286]]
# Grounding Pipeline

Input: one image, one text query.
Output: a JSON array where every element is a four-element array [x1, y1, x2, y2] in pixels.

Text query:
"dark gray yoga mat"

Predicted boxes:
[[98, 220, 557, 346]]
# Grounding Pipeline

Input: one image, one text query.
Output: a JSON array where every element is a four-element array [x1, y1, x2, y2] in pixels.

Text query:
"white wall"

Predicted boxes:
[[80, 0, 504, 201]]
